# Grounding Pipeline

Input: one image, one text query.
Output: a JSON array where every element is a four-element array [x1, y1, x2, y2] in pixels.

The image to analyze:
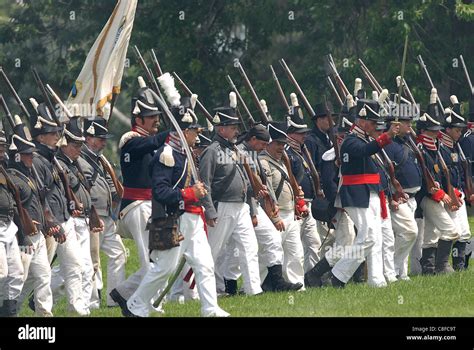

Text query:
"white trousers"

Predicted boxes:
[[116, 201, 152, 299], [332, 193, 384, 285], [279, 209, 305, 285], [18, 232, 53, 316], [410, 218, 425, 276], [127, 212, 221, 317], [299, 202, 321, 272], [0, 234, 24, 302], [48, 217, 86, 314], [378, 202, 397, 284], [208, 202, 261, 295], [421, 197, 459, 248], [325, 209, 356, 266], [391, 197, 418, 279], [447, 193, 471, 242], [90, 216, 127, 307], [220, 204, 283, 286]]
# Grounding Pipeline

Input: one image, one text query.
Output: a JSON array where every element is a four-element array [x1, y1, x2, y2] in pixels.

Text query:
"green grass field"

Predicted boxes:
[[18, 223, 473, 317]]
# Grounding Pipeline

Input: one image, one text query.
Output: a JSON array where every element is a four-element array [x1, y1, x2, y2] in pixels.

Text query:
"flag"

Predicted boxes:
[[67, 0, 138, 120]]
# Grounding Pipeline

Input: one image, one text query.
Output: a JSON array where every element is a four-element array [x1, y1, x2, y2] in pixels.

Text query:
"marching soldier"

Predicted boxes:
[[306, 99, 356, 263], [223, 123, 303, 293], [7, 118, 53, 317], [56, 117, 100, 311], [304, 98, 399, 288], [384, 103, 422, 280], [259, 122, 306, 287], [0, 128, 24, 317], [285, 95, 322, 273], [111, 78, 168, 312], [199, 93, 262, 296], [127, 76, 229, 317], [417, 89, 459, 275], [80, 117, 126, 308], [438, 96, 471, 270], [29, 100, 88, 315], [459, 97, 474, 268]]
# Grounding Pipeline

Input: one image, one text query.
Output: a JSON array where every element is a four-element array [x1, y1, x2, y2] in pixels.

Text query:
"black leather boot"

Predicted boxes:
[[224, 278, 237, 296], [420, 247, 437, 275], [329, 273, 346, 288], [452, 241, 467, 271], [304, 258, 331, 288], [0, 300, 18, 317], [351, 261, 366, 283], [435, 240, 455, 274], [267, 265, 303, 292]]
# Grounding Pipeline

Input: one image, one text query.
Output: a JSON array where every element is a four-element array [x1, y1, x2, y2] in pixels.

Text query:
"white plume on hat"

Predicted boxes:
[[229, 91, 237, 109], [396, 75, 402, 88], [450, 95, 459, 105], [29, 98, 39, 113], [290, 93, 299, 107], [378, 89, 389, 105], [190, 94, 198, 110], [206, 117, 214, 132], [430, 88, 437, 105], [13, 114, 23, 127], [354, 78, 362, 96], [346, 94, 355, 109], [372, 91, 379, 101], [158, 72, 181, 107], [138, 76, 147, 88], [260, 99, 268, 114]]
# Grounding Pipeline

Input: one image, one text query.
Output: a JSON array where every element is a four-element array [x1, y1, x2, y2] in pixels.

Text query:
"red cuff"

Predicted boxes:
[[181, 187, 198, 205], [431, 189, 445, 202], [454, 188, 462, 198], [296, 198, 308, 213], [376, 133, 392, 148]]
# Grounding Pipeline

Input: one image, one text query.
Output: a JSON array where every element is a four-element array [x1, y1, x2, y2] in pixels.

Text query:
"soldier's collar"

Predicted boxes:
[[439, 131, 454, 149], [131, 126, 150, 137], [351, 124, 369, 141]]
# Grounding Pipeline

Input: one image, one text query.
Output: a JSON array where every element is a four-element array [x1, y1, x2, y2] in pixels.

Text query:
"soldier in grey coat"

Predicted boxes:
[[199, 93, 262, 296]]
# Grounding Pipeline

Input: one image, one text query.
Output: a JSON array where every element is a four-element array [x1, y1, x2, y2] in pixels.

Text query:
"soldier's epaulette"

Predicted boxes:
[[119, 131, 141, 149], [159, 144, 175, 167]]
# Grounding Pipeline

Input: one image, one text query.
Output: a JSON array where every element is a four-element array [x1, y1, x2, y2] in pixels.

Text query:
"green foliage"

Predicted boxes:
[[0, 0, 473, 136]]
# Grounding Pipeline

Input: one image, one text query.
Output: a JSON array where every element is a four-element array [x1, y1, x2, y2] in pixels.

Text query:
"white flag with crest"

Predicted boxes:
[[67, 0, 138, 120]]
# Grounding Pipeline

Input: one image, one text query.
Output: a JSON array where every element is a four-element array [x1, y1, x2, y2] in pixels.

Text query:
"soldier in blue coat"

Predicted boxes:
[[384, 101, 422, 280], [285, 94, 322, 273], [304, 98, 399, 288], [111, 77, 168, 313], [127, 74, 229, 317], [417, 89, 459, 275], [438, 95, 471, 271], [459, 97, 474, 268]]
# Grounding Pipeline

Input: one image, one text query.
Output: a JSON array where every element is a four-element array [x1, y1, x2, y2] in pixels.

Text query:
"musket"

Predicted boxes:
[[150, 49, 164, 77], [417, 55, 444, 112], [234, 146, 278, 219], [459, 55, 474, 96], [44, 85, 86, 215], [438, 148, 462, 210], [358, 59, 383, 93], [324, 54, 351, 100], [172, 72, 214, 124], [226, 75, 256, 127], [32, 68, 60, 125], [147, 80, 202, 307], [0, 67, 32, 119], [0, 96, 37, 236], [279, 58, 315, 117], [270, 66, 332, 194], [133, 46, 161, 98], [270, 65, 290, 112], [98, 155, 124, 199], [148, 48, 171, 108], [327, 76, 343, 107], [458, 143, 474, 204], [396, 75, 419, 115], [235, 61, 269, 124], [379, 148, 407, 202]]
